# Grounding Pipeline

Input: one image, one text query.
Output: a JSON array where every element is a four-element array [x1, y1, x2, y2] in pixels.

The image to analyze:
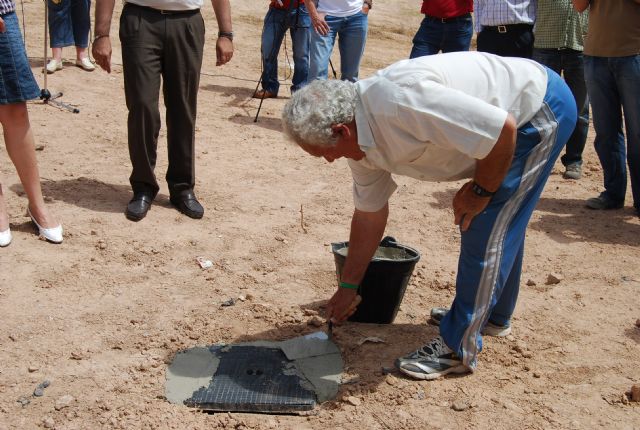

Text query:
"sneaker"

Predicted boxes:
[[429, 307, 512, 337], [395, 336, 469, 380], [76, 57, 95, 71], [563, 163, 582, 180], [45, 59, 63, 74], [586, 193, 624, 210]]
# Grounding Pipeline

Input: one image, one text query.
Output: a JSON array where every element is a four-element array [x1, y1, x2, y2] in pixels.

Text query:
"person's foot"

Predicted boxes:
[[562, 162, 582, 180], [46, 59, 63, 74], [586, 193, 624, 210], [395, 336, 469, 380], [76, 57, 95, 71], [170, 191, 204, 219], [429, 307, 512, 337], [27, 206, 62, 244], [253, 89, 277, 99], [125, 191, 154, 221]]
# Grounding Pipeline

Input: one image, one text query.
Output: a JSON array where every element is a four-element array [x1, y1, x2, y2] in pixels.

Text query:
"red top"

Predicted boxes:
[[270, 0, 304, 10], [420, 0, 472, 19]]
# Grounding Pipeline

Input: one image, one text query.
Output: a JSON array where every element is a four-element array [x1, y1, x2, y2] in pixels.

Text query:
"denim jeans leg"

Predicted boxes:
[[561, 50, 589, 167], [48, 0, 75, 48], [337, 11, 368, 82], [441, 15, 472, 53], [584, 55, 627, 203], [70, 0, 91, 48], [410, 17, 444, 58], [289, 5, 310, 92], [308, 15, 340, 81], [614, 55, 640, 210], [261, 8, 287, 94]]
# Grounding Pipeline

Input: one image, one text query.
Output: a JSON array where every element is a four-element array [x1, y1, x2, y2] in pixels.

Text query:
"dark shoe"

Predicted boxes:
[[586, 193, 624, 210], [170, 191, 204, 219], [125, 192, 154, 221], [429, 307, 512, 337], [253, 89, 277, 99], [562, 162, 582, 180]]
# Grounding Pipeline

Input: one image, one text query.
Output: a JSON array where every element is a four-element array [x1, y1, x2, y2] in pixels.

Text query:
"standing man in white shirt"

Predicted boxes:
[[92, 0, 233, 221], [474, 0, 536, 58], [282, 52, 577, 380]]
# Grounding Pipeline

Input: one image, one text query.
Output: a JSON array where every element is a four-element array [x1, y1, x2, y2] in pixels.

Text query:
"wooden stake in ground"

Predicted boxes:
[[300, 204, 308, 233]]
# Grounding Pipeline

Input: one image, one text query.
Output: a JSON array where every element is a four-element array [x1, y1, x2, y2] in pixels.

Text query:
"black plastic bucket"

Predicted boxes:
[[331, 236, 420, 324]]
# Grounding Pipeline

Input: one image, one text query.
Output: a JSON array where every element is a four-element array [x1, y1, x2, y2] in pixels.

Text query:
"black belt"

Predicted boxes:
[[482, 23, 533, 33], [125, 2, 199, 15], [424, 12, 471, 23]]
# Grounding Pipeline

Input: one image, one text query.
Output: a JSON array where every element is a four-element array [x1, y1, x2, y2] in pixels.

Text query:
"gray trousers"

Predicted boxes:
[[120, 3, 205, 197]]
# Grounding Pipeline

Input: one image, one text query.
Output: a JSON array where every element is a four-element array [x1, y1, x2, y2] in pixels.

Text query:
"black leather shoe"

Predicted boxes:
[[170, 191, 204, 219], [125, 191, 154, 221]]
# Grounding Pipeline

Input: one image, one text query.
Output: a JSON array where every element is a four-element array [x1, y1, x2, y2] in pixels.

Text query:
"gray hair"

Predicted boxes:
[[281, 79, 357, 148]]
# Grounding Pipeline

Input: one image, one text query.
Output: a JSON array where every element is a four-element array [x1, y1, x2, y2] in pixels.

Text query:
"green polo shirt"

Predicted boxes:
[[534, 0, 588, 51]]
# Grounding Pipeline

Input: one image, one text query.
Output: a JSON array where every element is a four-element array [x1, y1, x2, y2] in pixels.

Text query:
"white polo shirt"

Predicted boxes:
[[349, 51, 548, 212], [317, 0, 363, 17], [127, 0, 201, 11]]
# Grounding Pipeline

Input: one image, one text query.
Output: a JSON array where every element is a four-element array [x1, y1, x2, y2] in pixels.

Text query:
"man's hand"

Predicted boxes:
[[215, 37, 233, 66], [92, 37, 112, 73], [326, 289, 362, 324], [0, 17, 5, 33], [453, 181, 491, 231], [311, 12, 330, 35]]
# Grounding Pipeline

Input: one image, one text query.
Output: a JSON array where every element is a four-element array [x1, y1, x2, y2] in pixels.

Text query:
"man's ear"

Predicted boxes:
[[330, 123, 350, 138]]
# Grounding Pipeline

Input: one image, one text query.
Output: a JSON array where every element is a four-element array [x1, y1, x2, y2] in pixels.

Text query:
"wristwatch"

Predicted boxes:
[[218, 31, 234, 41], [471, 181, 496, 197]]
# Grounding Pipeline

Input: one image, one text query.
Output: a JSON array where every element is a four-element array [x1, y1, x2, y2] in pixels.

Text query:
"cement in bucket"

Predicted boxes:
[[331, 236, 420, 324]]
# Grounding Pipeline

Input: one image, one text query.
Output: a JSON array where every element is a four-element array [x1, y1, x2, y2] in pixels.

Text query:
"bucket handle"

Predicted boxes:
[[380, 236, 398, 248]]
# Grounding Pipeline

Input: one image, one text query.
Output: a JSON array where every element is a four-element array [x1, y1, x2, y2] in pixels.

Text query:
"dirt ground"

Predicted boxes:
[[1, 1, 639, 429]]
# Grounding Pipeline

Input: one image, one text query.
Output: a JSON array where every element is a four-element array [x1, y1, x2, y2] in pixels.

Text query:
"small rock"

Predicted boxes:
[[245, 294, 254, 301], [237, 295, 246, 302], [533, 372, 541, 378], [344, 396, 361, 406], [33, 387, 45, 397], [221, 298, 236, 307], [513, 341, 527, 354], [631, 384, 640, 402], [42, 416, 55, 429], [385, 375, 397, 385], [17, 396, 30, 407], [307, 316, 323, 327], [35, 144, 45, 151], [303, 309, 318, 316], [28, 366, 39, 373], [451, 400, 469, 411], [522, 351, 533, 359], [526, 279, 536, 286], [545, 273, 563, 285], [43, 196, 54, 203], [55, 394, 74, 410], [97, 240, 107, 250], [38, 380, 51, 389]]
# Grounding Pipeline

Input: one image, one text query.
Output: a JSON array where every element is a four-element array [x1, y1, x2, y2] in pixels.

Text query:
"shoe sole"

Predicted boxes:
[[398, 363, 469, 380]]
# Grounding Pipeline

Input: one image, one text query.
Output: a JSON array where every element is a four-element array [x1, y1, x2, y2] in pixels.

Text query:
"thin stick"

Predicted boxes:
[[300, 204, 307, 234]]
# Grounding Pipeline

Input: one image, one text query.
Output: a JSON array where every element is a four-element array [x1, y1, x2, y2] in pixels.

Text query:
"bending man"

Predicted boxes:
[[282, 52, 576, 380]]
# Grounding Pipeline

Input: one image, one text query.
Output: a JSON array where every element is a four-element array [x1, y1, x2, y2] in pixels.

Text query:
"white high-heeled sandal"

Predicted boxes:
[[27, 207, 63, 244], [0, 228, 11, 247]]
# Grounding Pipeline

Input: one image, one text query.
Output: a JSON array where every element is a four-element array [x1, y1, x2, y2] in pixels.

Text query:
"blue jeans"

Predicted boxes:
[[308, 11, 368, 82], [409, 14, 473, 58], [533, 48, 589, 167], [584, 55, 640, 210], [260, 4, 310, 94], [47, 0, 91, 48], [0, 12, 40, 104]]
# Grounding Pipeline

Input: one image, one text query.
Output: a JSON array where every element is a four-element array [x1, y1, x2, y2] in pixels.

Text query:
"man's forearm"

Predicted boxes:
[[474, 114, 517, 192], [572, 0, 590, 12], [211, 0, 232, 32], [340, 204, 389, 285], [94, 0, 116, 36]]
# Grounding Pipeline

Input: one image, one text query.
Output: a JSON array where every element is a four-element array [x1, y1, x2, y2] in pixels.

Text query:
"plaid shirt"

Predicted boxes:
[[534, 0, 588, 51], [474, 0, 536, 32], [0, 0, 15, 15]]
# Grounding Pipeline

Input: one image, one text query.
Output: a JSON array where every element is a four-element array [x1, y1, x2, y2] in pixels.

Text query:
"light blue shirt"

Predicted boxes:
[[474, 0, 536, 33]]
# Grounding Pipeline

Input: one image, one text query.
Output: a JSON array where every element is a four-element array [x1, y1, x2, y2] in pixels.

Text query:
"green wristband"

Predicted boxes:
[[339, 281, 359, 290]]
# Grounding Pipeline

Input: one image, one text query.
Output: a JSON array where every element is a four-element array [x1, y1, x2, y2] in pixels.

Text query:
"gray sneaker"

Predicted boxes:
[[563, 163, 582, 180], [395, 336, 469, 380], [429, 307, 512, 337]]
